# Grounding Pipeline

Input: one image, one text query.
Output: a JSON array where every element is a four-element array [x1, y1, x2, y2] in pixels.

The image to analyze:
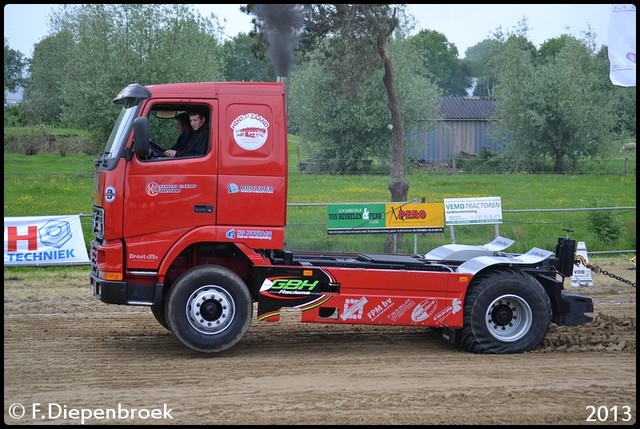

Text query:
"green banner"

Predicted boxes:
[[327, 204, 386, 234], [327, 203, 444, 235]]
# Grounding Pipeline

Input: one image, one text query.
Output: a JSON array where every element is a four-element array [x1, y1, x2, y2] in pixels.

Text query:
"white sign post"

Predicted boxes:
[[444, 197, 503, 244]]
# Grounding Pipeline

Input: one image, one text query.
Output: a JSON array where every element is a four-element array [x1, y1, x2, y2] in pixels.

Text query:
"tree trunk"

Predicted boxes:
[[376, 38, 409, 253], [554, 152, 565, 173]]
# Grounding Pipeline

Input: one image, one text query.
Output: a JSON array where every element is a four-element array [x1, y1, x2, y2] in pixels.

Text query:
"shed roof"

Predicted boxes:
[[440, 96, 496, 120]]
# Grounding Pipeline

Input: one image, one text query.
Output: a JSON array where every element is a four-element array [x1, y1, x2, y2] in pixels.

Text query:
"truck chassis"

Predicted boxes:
[[92, 236, 593, 355]]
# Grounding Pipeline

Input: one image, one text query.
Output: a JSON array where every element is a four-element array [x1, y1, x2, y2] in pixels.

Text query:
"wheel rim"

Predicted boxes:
[[186, 285, 235, 335], [485, 294, 532, 342]]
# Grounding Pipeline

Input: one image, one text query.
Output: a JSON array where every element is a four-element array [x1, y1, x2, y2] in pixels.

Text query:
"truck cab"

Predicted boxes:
[[91, 82, 287, 306]]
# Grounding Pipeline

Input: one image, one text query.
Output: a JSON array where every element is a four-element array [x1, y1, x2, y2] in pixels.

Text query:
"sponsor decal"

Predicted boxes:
[[432, 298, 462, 325], [145, 182, 197, 197], [260, 277, 319, 295], [105, 186, 116, 203], [230, 113, 270, 151], [410, 298, 438, 322], [129, 253, 159, 261], [341, 297, 368, 320], [388, 298, 416, 322], [227, 183, 274, 194], [367, 297, 395, 322], [225, 228, 272, 240]]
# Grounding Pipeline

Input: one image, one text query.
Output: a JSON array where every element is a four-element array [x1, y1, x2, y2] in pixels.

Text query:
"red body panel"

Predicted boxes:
[[258, 267, 470, 328]]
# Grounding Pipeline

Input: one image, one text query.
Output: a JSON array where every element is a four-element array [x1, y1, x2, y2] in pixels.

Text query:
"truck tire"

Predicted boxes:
[[457, 268, 551, 354], [150, 302, 170, 331], [165, 265, 252, 354]]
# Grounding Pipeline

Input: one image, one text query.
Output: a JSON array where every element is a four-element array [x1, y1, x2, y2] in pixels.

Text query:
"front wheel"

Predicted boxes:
[[165, 266, 252, 353], [150, 302, 170, 331], [457, 269, 551, 354]]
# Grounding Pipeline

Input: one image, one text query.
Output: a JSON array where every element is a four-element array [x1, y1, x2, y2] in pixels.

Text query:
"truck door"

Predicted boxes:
[[122, 102, 218, 269]]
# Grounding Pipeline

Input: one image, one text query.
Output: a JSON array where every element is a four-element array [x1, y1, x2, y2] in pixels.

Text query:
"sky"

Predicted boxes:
[[4, 4, 615, 59]]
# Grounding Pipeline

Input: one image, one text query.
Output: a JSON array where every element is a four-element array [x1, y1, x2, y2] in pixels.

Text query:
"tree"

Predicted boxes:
[[25, 4, 225, 140], [222, 33, 274, 82], [23, 31, 73, 124], [4, 38, 26, 105], [464, 18, 535, 97], [492, 35, 616, 173], [247, 4, 445, 251], [408, 29, 471, 96]]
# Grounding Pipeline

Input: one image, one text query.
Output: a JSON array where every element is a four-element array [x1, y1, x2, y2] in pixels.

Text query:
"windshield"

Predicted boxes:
[[95, 104, 139, 169]]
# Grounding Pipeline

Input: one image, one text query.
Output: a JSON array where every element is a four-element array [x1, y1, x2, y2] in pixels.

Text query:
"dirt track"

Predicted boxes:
[[3, 258, 636, 425]]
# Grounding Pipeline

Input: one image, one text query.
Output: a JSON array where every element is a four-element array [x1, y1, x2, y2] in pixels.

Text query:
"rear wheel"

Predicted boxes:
[[165, 265, 252, 353], [457, 269, 551, 354]]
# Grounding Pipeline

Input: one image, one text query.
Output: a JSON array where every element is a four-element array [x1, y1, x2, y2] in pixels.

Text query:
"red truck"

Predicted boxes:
[[90, 81, 593, 354]]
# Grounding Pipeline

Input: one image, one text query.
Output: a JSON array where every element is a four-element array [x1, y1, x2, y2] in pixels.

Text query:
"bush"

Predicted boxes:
[[4, 126, 100, 155], [588, 209, 624, 245]]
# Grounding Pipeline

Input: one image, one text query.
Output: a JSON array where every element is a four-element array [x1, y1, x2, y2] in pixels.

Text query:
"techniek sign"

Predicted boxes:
[[4, 215, 90, 266]]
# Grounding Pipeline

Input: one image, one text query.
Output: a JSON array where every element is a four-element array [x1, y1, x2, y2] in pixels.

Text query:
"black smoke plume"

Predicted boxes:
[[253, 4, 304, 77]]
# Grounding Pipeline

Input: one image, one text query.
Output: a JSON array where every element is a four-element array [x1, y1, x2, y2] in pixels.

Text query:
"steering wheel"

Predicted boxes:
[[148, 140, 166, 157]]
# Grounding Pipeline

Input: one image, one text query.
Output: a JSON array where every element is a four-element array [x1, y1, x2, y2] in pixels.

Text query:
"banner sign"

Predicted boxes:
[[444, 197, 503, 225], [327, 203, 444, 234], [608, 4, 636, 87], [4, 215, 90, 266]]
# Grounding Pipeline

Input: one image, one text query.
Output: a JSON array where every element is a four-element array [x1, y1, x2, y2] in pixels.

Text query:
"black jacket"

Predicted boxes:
[[170, 132, 191, 152], [176, 123, 209, 157]]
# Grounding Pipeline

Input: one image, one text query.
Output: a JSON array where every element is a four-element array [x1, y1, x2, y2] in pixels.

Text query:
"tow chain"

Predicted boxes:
[[582, 261, 636, 288]]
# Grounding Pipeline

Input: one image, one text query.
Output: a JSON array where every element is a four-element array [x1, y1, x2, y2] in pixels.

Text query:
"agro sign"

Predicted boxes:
[[444, 197, 503, 225], [327, 203, 444, 234]]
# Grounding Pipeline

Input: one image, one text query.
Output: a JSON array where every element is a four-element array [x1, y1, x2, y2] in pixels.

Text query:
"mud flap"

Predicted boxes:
[[554, 291, 594, 326]]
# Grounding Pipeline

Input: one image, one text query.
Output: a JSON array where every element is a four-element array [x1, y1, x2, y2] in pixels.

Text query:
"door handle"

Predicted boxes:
[[194, 205, 213, 213]]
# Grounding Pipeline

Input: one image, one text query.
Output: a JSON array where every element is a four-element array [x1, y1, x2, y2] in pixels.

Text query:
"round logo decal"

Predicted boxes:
[[411, 298, 438, 322], [230, 113, 269, 151]]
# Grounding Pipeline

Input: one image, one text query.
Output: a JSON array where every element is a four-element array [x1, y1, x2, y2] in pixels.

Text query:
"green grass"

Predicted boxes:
[[4, 140, 636, 256]]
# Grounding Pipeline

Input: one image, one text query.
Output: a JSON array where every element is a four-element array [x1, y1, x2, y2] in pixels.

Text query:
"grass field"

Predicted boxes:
[[3, 139, 636, 255]]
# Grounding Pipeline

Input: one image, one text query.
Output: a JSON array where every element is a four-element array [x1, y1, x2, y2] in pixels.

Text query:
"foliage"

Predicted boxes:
[[588, 206, 625, 245], [464, 18, 535, 97], [491, 35, 617, 173], [4, 37, 26, 104], [4, 126, 98, 156], [408, 29, 471, 96], [3, 102, 31, 127], [221, 33, 274, 82], [288, 38, 440, 175], [22, 4, 226, 144], [13, 4, 635, 184], [22, 31, 73, 125]]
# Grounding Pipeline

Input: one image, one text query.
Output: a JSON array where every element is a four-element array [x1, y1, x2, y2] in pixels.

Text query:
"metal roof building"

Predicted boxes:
[[408, 96, 504, 165]]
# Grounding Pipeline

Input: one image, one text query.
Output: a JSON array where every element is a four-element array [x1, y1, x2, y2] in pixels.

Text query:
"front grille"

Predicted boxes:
[[90, 241, 99, 275], [92, 205, 104, 239]]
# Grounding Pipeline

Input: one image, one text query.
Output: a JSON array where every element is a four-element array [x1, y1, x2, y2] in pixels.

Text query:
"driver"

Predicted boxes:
[[163, 112, 193, 157], [164, 109, 209, 158]]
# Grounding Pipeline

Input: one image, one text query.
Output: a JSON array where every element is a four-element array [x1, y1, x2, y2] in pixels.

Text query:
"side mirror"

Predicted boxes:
[[132, 116, 150, 158]]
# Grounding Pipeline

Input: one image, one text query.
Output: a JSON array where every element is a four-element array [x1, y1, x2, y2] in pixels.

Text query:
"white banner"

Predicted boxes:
[[608, 4, 636, 87], [444, 197, 503, 225], [4, 215, 90, 266]]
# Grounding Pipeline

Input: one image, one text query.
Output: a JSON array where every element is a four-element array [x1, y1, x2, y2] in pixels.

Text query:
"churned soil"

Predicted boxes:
[[3, 258, 636, 425]]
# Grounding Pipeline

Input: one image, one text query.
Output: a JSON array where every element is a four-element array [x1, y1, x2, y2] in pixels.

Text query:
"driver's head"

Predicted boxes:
[[188, 110, 207, 131]]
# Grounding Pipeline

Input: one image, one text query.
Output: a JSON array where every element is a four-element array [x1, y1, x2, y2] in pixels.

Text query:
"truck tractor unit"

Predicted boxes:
[[90, 82, 593, 354]]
